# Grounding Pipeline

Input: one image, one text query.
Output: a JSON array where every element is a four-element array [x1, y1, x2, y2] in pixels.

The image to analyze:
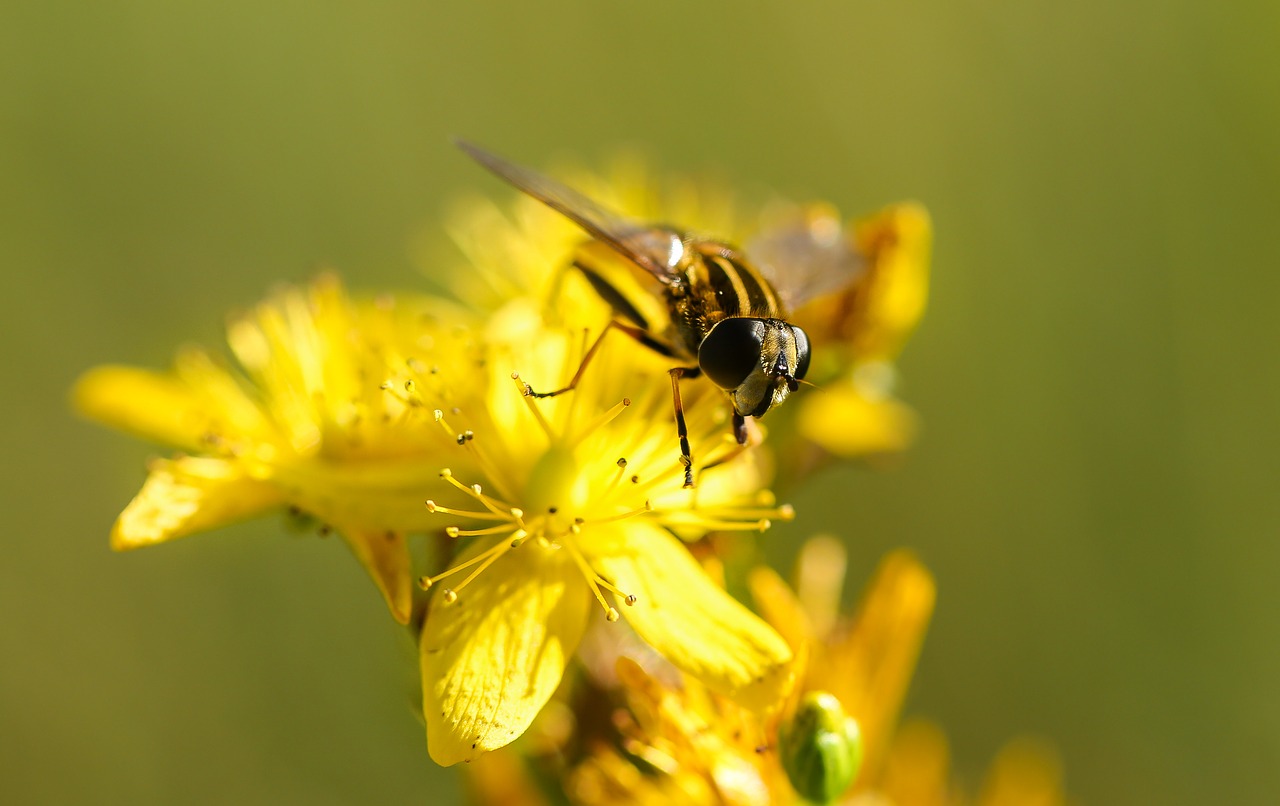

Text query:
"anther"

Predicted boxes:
[[425, 500, 438, 512], [606, 608, 620, 622], [433, 409, 444, 422], [442, 589, 458, 604], [445, 526, 460, 538], [617, 458, 627, 468], [624, 595, 638, 606]]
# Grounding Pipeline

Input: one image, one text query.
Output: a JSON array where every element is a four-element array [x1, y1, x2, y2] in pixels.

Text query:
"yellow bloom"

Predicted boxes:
[[74, 274, 480, 623], [442, 157, 930, 466], [788, 203, 933, 459], [509, 539, 1076, 806], [413, 316, 795, 766], [750, 538, 935, 787]]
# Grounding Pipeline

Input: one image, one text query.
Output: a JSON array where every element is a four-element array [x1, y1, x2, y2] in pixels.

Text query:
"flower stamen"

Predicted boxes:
[[418, 531, 526, 600], [579, 500, 653, 526], [440, 470, 516, 518], [510, 372, 556, 440], [565, 397, 631, 448], [424, 498, 508, 521], [563, 539, 634, 622]]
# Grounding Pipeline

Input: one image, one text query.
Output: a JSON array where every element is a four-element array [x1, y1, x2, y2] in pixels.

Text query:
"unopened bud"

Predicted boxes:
[[778, 691, 863, 804]]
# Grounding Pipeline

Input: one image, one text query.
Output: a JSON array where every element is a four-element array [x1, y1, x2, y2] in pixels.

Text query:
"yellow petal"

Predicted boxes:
[[977, 738, 1066, 806], [850, 202, 932, 362], [873, 719, 951, 806], [797, 380, 917, 457], [74, 365, 220, 453], [74, 352, 271, 453], [822, 550, 935, 776], [590, 523, 794, 711], [422, 539, 589, 766], [747, 565, 813, 653], [336, 528, 414, 625], [112, 456, 283, 550]]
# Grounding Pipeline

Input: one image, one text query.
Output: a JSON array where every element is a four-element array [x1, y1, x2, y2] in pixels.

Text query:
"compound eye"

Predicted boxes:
[[792, 326, 812, 381], [699, 318, 765, 391]]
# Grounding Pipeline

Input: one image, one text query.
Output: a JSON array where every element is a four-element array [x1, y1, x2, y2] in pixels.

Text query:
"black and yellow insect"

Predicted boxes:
[[458, 141, 864, 486]]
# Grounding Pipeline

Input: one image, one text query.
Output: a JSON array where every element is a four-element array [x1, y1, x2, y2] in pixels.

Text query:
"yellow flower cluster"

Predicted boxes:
[[69, 149, 1065, 806]]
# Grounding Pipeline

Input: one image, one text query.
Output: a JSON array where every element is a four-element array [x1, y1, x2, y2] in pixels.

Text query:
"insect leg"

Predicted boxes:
[[732, 412, 748, 445], [669, 367, 697, 488], [523, 319, 677, 398]]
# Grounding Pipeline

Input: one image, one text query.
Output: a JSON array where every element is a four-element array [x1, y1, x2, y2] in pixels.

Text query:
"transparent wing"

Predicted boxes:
[[456, 140, 685, 281], [746, 214, 867, 309]]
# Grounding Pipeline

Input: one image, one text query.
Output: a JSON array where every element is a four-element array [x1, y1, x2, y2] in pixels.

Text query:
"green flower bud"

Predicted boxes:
[[778, 691, 863, 804]]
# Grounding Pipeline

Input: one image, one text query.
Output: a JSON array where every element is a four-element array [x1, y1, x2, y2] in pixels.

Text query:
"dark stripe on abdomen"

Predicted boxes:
[[724, 254, 778, 317], [701, 255, 750, 318]]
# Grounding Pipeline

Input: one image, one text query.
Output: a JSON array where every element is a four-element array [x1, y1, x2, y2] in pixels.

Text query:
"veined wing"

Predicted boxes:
[[746, 213, 867, 309], [456, 140, 685, 282]]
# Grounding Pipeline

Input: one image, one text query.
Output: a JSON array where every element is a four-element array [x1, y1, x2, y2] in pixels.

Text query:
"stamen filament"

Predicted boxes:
[[418, 534, 522, 596], [511, 372, 557, 440], [566, 397, 631, 448], [563, 540, 626, 622], [580, 500, 652, 526], [440, 471, 514, 518], [425, 499, 508, 521], [448, 523, 519, 537], [604, 457, 629, 494]]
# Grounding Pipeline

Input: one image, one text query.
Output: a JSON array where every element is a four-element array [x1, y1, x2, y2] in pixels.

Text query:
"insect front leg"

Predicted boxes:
[[521, 319, 677, 398], [668, 366, 702, 488]]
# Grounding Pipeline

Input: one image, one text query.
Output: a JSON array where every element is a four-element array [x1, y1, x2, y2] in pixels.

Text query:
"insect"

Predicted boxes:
[[458, 141, 864, 487]]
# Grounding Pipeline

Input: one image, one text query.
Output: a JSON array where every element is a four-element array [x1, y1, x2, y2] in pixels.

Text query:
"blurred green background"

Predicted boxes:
[[4, 1, 1277, 804]]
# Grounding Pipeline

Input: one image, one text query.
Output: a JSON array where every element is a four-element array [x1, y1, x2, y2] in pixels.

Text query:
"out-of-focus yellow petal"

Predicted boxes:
[[850, 202, 932, 361], [977, 738, 1066, 806], [747, 565, 813, 653], [73, 365, 221, 454], [793, 535, 847, 639], [797, 379, 918, 457], [336, 528, 413, 625], [462, 750, 552, 806], [873, 719, 952, 806], [111, 456, 283, 550], [590, 523, 794, 711], [822, 550, 936, 776], [422, 538, 589, 766]]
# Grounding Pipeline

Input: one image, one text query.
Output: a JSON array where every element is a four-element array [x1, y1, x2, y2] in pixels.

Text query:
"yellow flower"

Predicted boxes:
[[514, 539, 1075, 806], [414, 158, 933, 767], [413, 313, 795, 766], [441, 156, 930, 466], [750, 538, 935, 788], [74, 274, 480, 624], [788, 203, 933, 459]]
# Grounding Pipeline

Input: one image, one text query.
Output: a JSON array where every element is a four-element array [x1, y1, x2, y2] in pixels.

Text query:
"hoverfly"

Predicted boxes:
[[458, 141, 865, 487]]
